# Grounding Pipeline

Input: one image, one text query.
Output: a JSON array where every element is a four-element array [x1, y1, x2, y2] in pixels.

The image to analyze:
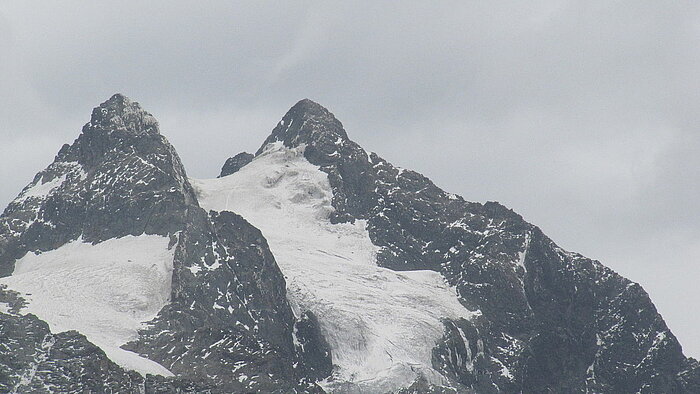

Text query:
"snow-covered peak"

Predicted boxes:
[[256, 99, 348, 155], [1, 93, 197, 272]]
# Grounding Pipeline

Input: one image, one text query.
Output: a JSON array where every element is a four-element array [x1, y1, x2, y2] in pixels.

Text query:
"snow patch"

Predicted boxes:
[[0, 235, 175, 377], [191, 142, 477, 392], [15, 174, 67, 203], [515, 232, 531, 273], [188, 265, 202, 275]]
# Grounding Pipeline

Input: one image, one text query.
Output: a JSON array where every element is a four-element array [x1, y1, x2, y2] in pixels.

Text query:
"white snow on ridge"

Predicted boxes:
[[14, 174, 67, 203], [12, 161, 88, 205], [0, 235, 175, 377], [191, 142, 477, 392]]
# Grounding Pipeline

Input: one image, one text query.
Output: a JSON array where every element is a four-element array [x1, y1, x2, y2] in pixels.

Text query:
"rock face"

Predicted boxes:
[[0, 94, 698, 393], [219, 152, 254, 177]]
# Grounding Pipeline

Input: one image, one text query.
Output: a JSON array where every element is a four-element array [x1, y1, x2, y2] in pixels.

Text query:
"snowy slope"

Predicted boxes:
[[191, 142, 478, 391], [0, 235, 175, 377]]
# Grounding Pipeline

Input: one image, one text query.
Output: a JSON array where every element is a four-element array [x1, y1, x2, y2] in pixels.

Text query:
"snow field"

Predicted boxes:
[[0, 235, 175, 377]]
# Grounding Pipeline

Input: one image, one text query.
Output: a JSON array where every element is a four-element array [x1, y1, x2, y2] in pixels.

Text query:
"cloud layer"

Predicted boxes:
[[1, 1, 698, 357]]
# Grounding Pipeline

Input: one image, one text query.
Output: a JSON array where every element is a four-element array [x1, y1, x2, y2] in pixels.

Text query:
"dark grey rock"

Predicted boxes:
[[219, 152, 254, 177], [293, 311, 333, 381], [123, 209, 306, 393]]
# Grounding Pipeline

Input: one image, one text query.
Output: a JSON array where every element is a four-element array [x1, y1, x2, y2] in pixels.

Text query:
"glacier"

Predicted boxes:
[[191, 141, 479, 392]]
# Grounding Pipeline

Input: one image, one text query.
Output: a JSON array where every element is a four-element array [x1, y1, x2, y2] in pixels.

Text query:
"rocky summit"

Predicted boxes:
[[0, 94, 698, 393]]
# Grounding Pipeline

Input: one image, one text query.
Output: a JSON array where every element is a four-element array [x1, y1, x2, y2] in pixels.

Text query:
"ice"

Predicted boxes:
[[0, 235, 175, 377], [191, 142, 477, 391]]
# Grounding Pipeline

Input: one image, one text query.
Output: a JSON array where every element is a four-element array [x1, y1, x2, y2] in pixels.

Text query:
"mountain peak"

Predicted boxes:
[[84, 93, 159, 136], [256, 99, 348, 155], [290, 98, 331, 117], [104, 92, 132, 106]]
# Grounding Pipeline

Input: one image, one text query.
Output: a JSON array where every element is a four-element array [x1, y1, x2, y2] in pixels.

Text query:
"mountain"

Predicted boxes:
[[0, 95, 324, 393], [0, 94, 698, 393]]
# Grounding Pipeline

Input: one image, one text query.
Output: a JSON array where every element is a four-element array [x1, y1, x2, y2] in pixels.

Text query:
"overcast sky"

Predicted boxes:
[[1, 2, 698, 357]]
